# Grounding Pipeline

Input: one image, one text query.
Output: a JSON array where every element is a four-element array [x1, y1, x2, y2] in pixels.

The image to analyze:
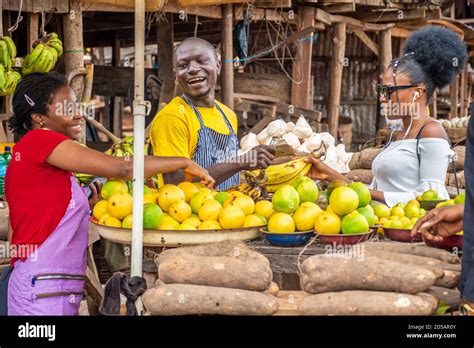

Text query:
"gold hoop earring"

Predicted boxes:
[[40, 122, 45, 128]]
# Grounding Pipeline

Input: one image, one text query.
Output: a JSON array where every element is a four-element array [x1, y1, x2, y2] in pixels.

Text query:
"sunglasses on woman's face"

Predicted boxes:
[[376, 84, 418, 99]]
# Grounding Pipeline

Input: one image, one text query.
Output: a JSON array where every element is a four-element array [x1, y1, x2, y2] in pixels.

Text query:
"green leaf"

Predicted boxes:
[[435, 300, 450, 315]]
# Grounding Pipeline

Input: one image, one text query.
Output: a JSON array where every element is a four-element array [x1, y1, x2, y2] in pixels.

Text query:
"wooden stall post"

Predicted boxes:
[[112, 32, 122, 137], [221, 4, 234, 109], [291, 6, 315, 110], [460, 66, 468, 117], [450, 76, 459, 119], [63, 0, 85, 101], [376, 29, 392, 131], [327, 22, 346, 138], [157, 13, 175, 105], [27, 13, 39, 50]]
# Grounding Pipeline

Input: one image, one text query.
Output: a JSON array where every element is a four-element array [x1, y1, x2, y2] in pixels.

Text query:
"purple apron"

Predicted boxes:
[[7, 176, 90, 315]]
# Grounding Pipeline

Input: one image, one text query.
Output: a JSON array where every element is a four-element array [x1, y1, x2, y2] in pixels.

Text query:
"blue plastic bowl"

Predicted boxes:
[[260, 229, 314, 247]]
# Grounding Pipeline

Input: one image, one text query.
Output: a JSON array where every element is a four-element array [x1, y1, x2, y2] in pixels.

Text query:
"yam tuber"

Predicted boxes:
[[298, 291, 437, 316], [142, 283, 279, 316], [434, 270, 461, 289]]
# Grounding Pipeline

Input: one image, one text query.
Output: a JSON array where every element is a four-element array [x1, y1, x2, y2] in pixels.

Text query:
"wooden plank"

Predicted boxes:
[[352, 28, 378, 56], [234, 93, 282, 103], [234, 99, 277, 117], [376, 29, 392, 131], [3, 0, 69, 13], [235, 73, 291, 104], [327, 22, 346, 138], [63, 0, 85, 101], [254, 0, 292, 8], [27, 13, 39, 51], [291, 6, 315, 109], [390, 26, 410, 38], [92, 66, 157, 97], [157, 13, 175, 105], [356, 8, 426, 23], [221, 4, 234, 109], [234, 6, 296, 24], [248, 115, 274, 135], [324, 3, 356, 14], [460, 66, 468, 117]]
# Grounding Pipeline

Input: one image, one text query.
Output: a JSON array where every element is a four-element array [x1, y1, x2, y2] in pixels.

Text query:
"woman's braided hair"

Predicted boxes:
[[390, 26, 467, 100], [8, 72, 68, 140]]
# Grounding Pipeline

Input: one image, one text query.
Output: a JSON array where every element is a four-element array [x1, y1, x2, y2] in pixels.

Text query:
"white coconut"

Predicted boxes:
[[282, 132, 301, 150], [293, 116, 313, 139], [256, 128, 269, 144], [324, 144, 338, 164], [442, 120, 452, 128], [297, 143, 310, 153], [266, 119, 288, 137], [286, 121, 295, 132], [320, 132, 336, 146], [302, 133, 323, 152], [240, 132, 259, 152]]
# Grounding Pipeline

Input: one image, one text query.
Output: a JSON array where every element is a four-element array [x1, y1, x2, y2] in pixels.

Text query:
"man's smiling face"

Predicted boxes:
[[174, 39, 220, 100]]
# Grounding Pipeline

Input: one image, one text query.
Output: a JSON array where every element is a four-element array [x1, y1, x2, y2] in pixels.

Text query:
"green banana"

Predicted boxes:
[[2, 36, 16, 59], [49, 38, 63, 56], [0, 40, 10, 68], [23, 43, 45, 74], [32, 48, 50, 73], [44, 47, 57, 72]]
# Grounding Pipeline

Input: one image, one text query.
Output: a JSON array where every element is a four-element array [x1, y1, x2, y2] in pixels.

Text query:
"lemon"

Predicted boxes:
[[314, 211, 341, 235], [158, 184, 186, 212], [404, 204, 420, 219], [158, 215, 180, 230], [243, 214, 267, 228], [373, 204, 390, 218], [199, 187, 212, 195], [390, 220, 403, 229], [341, 211, 369, 235], [390, 206, 405, 218], [219, 206, 245, 229], [190, 191, 215, 214], [293, 205, 319, 231], [178, 223, 197, 230], [143, 193, 156, 205], [182, 216, 202, 229], [198, 199, 222, 221], [272, 185, 300, 214], [382, 220, 392, 228], [143, 203, 164, 230], [107, 192, 133, 220], [329, 187, 359, 216], [421, 189, 438, 201], [410, 217, 419, 224], [406, 199, 421, 208], [255, 200, 274, 220], [389, 215, 400, 221], [122, 214, 133, 229], [267, 213, 295, 234], [229, 191, 244, 198], [178, 182, 200, 203], [214, 192, 232, 206], [168, 200, 192, 223], [198, 220, 222, 230], [104, 216, 122, 228], [92, 200, 108, 220], [98, 213, 110, 225], [101, 180, 128, 200], [223, 195, 255, 215]]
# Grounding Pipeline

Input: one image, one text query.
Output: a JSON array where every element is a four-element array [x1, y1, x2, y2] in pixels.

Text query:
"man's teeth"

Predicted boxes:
[[189, 77, 205, 84]]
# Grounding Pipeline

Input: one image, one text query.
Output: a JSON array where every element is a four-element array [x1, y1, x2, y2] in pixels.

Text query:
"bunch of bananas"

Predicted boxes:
[[247, 156, 312, 194], [0, 65, 21, 96], [22, 33, 63, 75], [227, 183, 262, 201], [0, 36, 16, 70]]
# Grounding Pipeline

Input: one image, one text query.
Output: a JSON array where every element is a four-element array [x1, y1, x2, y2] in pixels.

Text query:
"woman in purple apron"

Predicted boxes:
[[0, 72, 214, 316]]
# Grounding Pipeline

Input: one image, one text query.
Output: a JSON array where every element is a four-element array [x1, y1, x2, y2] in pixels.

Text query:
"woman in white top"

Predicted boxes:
[[307, 26, 466, 207]]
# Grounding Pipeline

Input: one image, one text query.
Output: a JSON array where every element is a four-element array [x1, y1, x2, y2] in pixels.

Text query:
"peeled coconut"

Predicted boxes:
[[320, 132, 336, 147], [442, 120, 452, 128], [257, 128, 269, 144], [297, 143, 310, 153], [293, 116, 313, 139], [240, 132, 259, 152], [303, 133, 323, 152], [282, 132, 301, 150], [266, 119, 287, 137], [286, 122, 295, 132], [324, 144, 338, 164]]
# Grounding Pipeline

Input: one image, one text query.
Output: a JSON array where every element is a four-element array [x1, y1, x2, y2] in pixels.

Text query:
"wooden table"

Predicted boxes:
[[274, 291, 309, 316]]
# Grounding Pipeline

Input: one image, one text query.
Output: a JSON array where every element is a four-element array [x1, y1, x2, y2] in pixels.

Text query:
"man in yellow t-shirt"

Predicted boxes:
[[150, 37, 275, 190]]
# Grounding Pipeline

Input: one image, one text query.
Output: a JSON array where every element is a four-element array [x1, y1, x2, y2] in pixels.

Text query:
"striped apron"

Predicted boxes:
[[182, 95, 240, 191]]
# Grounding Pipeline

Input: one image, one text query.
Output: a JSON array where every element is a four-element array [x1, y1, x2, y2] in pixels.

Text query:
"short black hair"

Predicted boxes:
[[8, 72, 68, 140], [174, 37, 218, 62], [391, 26, 467, 98]]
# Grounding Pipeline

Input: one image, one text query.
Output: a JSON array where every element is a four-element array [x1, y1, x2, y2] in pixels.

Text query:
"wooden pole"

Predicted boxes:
[[221, 4, 234, 109], [376, 29, 392, 131], [63, 0, 85, 100], [291, 6, 315, 109], [460, 66, 468, 117], [327, 22, 346, 138], [157, 13, 175, 105], [27, 13, 39, 50], [112, 32, 122, 137], [450, 77, 459, 119]]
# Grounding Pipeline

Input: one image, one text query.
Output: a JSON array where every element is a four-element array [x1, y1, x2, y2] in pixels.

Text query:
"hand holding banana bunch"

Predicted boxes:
[[0, 36, 20, 96], [22, 32, 63, 75]]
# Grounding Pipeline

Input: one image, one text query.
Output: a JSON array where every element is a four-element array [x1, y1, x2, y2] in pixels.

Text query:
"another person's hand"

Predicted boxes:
[[244, 145, 276, 170], [305, 157, 348, 182], [88, 178, 104, 209], [411, 204, 464, 242], [183, 160, 215, 188]]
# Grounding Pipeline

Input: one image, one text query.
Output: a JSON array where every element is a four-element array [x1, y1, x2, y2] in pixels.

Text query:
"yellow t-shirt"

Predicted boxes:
[[149, 96, 238, 185]]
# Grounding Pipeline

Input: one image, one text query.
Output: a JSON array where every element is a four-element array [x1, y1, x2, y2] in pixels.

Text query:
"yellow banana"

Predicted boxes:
[[23, 43, 45, 73], [33, 48, 51, 72], [49, 38, 63, 56], [0, 40, 10, 68], [255, 157, 310, 185], [265, 163, 312, 193]]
